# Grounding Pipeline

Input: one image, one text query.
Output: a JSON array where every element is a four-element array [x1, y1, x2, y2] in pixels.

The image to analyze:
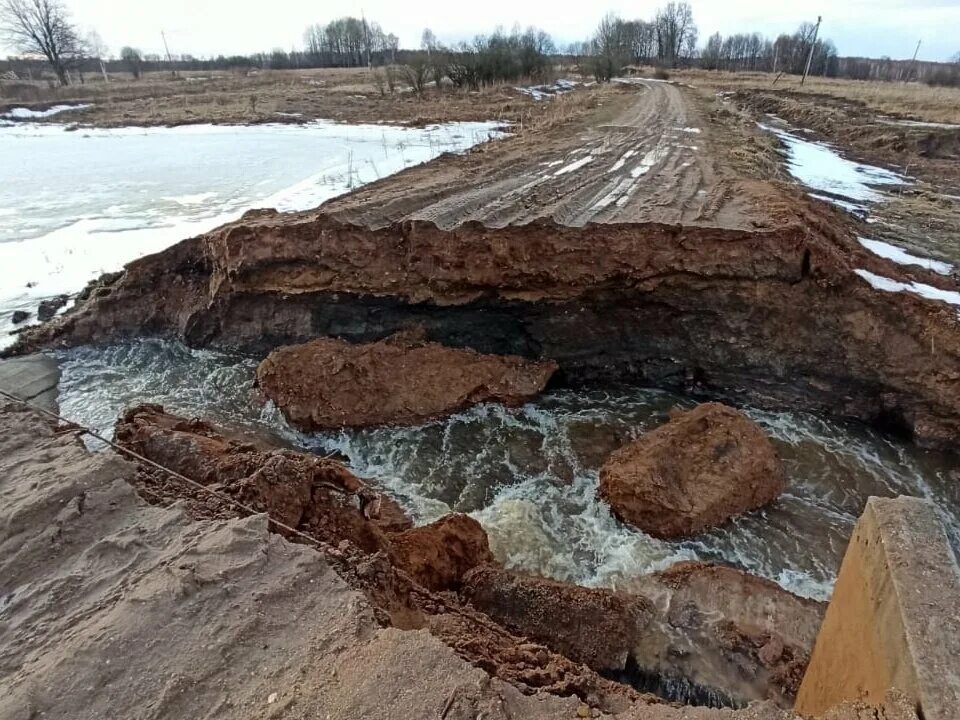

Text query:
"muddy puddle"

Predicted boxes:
[[55, 340, 960, 602]]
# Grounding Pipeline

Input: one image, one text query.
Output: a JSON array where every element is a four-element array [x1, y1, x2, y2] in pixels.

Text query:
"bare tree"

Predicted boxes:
[[120, 46, 142, 79], [421, 28, 437, 54], [0, 0, 82, 85], [654, 1, 697, 67], [84, 28, 108, 82]]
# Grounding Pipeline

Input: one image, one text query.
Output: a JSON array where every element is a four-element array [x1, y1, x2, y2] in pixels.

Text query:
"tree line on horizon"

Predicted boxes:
[[2, 0, 959, 89]]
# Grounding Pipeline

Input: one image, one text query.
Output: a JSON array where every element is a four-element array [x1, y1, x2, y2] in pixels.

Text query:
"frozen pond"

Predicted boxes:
[[0, 120, 503, 344]]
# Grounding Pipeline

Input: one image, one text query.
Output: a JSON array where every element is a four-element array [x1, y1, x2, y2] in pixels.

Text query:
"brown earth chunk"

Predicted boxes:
[[255, 332, 557, 430], [390, 513, 495, 592], [461, 564, 654, 672], [599, 402, 785, 538], [625, 561, 827, 707]]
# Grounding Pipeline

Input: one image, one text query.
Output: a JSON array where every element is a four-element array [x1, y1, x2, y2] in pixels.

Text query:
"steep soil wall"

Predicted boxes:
[[11, 210, 960, 450]]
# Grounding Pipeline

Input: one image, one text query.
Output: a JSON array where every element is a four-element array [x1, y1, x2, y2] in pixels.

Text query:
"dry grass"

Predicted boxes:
[[677, 69, 960, 125]]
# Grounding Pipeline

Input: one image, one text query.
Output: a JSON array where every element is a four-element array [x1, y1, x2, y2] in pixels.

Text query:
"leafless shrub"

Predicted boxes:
[[401, 57, 430, 97], [371, 68, 386, 96]]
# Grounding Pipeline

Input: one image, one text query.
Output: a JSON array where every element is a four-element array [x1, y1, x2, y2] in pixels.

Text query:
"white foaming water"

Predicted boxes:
[[0, 120, 504, 343], [54, 340, 960, 602]]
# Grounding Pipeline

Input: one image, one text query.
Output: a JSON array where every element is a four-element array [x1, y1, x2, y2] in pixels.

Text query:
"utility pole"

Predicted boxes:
[[361, 8, 371, 68], [908, 39, 922, 81], [772, 40, 779, 75], [800, 16, 822, 85], [161, 30, 177, 78]]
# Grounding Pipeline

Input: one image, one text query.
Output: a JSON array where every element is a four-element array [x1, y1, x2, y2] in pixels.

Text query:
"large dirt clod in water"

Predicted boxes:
[[390, 514, 494, 591], [624, 561, 827, 708], [599, 402, 786, 538], [255, 331, 557, 429], [462, 564, 654, 672]]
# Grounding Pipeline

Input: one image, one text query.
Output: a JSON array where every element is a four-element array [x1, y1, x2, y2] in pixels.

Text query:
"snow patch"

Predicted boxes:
[[759, 123, 906, 212], [2, 103, 91, 119], [554, 156, 593, 176], [854, 269, 960, 306], [858, 237, 953, 276]]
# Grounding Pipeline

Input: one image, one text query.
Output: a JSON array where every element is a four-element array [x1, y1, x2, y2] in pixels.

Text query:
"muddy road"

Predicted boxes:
[[326, 79, 766, 229]]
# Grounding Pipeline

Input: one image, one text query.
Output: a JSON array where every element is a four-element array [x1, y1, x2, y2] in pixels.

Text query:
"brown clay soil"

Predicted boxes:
[[598, 403, 786, 539], [255, 330, 558, 430]]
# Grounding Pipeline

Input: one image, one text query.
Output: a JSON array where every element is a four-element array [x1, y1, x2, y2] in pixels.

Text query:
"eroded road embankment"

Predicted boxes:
[[9, 81, 960, 449]]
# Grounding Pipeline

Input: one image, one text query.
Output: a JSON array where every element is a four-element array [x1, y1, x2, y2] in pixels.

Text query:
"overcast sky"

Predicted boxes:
[[15, 0, 960, 63]]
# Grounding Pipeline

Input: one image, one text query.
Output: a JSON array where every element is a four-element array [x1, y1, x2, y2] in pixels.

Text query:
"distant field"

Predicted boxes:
[[0, 66, 584, 129], [678, 68, 960, 125]]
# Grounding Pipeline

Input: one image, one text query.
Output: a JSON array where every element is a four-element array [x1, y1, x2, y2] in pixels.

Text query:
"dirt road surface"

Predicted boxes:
[[324, 79, 768, 230]]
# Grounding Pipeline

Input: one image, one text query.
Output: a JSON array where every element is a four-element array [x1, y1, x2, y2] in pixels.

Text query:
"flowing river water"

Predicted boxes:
[[4, 116, 960, 604], [55, 340, 960, 601]]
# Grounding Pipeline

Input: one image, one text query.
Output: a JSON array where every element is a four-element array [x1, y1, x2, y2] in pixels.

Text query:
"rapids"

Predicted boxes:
[[55, 339, 960, 602]]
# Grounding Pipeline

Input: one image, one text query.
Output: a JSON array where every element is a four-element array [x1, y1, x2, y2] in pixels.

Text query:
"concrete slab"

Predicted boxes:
[[0, 353, 60, 413], [796, 495, 960, 719]]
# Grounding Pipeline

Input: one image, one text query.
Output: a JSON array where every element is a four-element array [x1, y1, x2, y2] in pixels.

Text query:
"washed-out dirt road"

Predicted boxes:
[[12, 78, 960, 450]]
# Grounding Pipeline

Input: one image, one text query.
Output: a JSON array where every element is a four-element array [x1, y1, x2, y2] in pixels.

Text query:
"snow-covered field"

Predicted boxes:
[[0, 120, 504, 345]]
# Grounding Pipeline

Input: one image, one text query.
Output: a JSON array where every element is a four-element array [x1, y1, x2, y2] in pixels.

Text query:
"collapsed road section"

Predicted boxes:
[[9, 202, 960, 449], [9, 80, 960, 449]]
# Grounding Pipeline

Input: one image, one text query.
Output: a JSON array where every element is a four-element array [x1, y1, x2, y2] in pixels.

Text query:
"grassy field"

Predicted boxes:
[[0, 66, 592, 129], [677, 68, 960, 125]]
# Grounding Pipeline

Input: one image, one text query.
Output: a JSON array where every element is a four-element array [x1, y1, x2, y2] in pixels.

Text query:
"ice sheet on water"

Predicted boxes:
[[0, 120, 506, 344], [858, 237, 954, 275]]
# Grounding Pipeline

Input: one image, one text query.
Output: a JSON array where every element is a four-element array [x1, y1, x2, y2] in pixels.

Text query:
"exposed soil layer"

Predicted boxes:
[[111, 403, 646, 711], [256, 330, 557, 429], [465, 562, 824, 708], [462, 565, 655, 673], [9, 80, 960, 449], [13, 202, 960, 449], [599, 403, 785, 538]]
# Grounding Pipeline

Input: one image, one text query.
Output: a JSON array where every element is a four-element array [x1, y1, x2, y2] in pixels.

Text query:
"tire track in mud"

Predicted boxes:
[[325, 80, 746, 230]]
